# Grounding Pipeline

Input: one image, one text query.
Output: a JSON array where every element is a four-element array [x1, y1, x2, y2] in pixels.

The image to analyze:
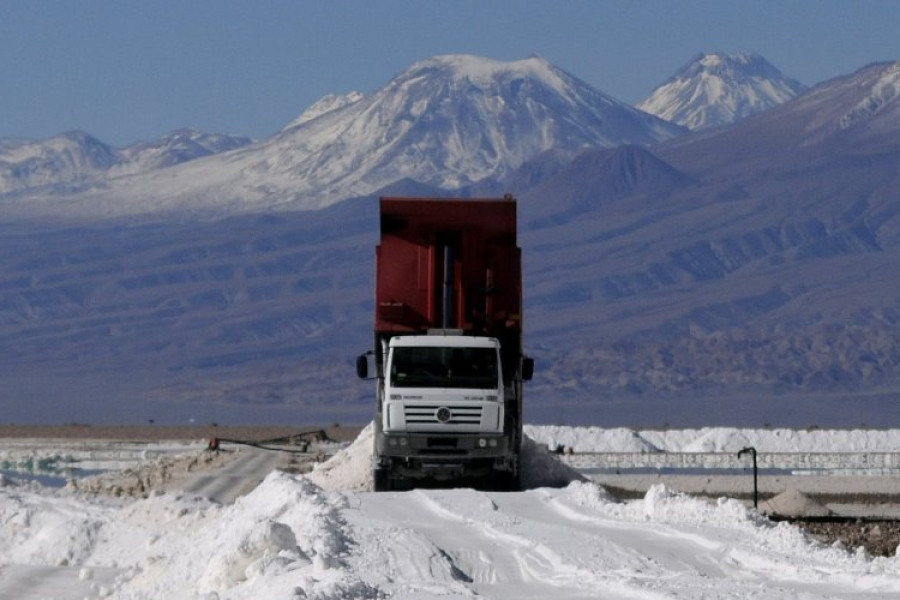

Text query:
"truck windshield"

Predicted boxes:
[[390, 346, 499, 389]]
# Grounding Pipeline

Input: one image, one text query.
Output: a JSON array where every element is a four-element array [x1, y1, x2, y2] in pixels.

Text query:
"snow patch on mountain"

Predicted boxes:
[[114, 128, 252, 174], [0, 131, 118, 194], [840, 61, 900, 129], [283, 91, 366, 130], [638, 52, 806, 130], [0, 129, 251, 197]]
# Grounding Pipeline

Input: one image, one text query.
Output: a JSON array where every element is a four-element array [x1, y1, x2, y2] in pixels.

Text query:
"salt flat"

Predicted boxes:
[[2, 425, 900, 599]]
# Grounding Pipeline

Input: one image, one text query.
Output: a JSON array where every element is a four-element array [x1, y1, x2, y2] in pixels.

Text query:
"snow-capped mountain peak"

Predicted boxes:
[[403, 54, 565, 90], [263, 53, 685, 202], [638, 52, 807, 130], [264, 53, 682, 202]]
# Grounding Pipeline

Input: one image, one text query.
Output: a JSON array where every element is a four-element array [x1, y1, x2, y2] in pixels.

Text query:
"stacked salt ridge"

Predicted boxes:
[[523, 425, 900, 453]]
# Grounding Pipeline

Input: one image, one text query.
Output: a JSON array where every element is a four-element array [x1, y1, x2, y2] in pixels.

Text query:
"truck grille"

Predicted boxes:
[[404, 405, 483, 425]]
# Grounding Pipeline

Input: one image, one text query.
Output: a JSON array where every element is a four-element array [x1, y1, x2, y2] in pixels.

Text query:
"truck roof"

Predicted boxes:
[[388, 335, 500, 348]]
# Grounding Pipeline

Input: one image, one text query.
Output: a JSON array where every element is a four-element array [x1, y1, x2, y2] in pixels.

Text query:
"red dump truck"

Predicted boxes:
[[356, 195, 533, 491]]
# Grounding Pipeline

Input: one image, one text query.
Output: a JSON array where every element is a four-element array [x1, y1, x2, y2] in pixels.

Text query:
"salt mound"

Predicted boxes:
[[307, 422, 375, 491], [308, 421, 585, 491], [681, 429, 753, 453], [760, 488, 834, 518], [524, 426, 661, 453], [519, 437, 586, 488]]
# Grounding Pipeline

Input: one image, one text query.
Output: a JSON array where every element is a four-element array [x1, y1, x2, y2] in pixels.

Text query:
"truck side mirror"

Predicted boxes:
[[356, 354, 368, 379], [522, 357, 534, 381]]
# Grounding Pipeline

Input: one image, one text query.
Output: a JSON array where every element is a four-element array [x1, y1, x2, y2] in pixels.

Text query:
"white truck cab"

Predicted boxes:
[[382, 334, 505, 435]]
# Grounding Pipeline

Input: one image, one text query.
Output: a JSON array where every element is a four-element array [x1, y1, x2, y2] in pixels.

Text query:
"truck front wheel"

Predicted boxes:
[[490, 468, 520, 492], [373, 468, 393, 492]]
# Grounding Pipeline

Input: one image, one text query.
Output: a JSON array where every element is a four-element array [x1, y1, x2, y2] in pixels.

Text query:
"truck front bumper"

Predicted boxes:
[[374, 432, 515, 480], [375, 431, 510, 459]]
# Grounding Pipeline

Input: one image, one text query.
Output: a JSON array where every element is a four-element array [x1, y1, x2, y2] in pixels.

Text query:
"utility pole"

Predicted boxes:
[[737, 446, 758, 509]]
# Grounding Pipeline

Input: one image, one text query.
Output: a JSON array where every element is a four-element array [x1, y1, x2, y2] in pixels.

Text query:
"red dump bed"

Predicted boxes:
[[375, 196, 521, 339]]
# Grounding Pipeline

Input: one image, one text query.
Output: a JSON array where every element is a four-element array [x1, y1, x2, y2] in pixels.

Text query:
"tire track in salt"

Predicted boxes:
[[182, 448, 280, 503], [536, 485, 900, 598], [342, 491, 482, 599], [375, 488, 670, 600], [501, 487, 746, 597]]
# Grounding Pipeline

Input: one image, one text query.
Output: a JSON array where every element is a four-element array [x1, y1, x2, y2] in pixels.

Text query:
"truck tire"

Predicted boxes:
[[491, 469, 520, 492], [373, 468, 392, 492]]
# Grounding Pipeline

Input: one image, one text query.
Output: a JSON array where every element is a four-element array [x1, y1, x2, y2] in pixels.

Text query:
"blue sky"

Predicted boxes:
[[2, 0, 898, 146]]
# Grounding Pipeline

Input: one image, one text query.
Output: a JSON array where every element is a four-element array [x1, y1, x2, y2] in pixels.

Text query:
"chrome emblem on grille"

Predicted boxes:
[[435, 407, 452, 423]]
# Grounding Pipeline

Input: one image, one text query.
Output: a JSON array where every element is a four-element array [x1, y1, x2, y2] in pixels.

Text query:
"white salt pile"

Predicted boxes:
[[306, 423, 376, 491], [519, 436, 587, 488], [760, 488, 834, 518]]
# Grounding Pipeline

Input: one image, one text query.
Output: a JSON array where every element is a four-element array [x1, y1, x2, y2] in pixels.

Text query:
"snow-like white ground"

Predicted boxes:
[[2, 425, 900, 599]]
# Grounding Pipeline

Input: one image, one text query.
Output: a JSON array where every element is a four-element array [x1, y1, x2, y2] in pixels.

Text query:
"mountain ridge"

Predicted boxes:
[[0, 54, 685, 220], [0, 128, 252, 200]]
